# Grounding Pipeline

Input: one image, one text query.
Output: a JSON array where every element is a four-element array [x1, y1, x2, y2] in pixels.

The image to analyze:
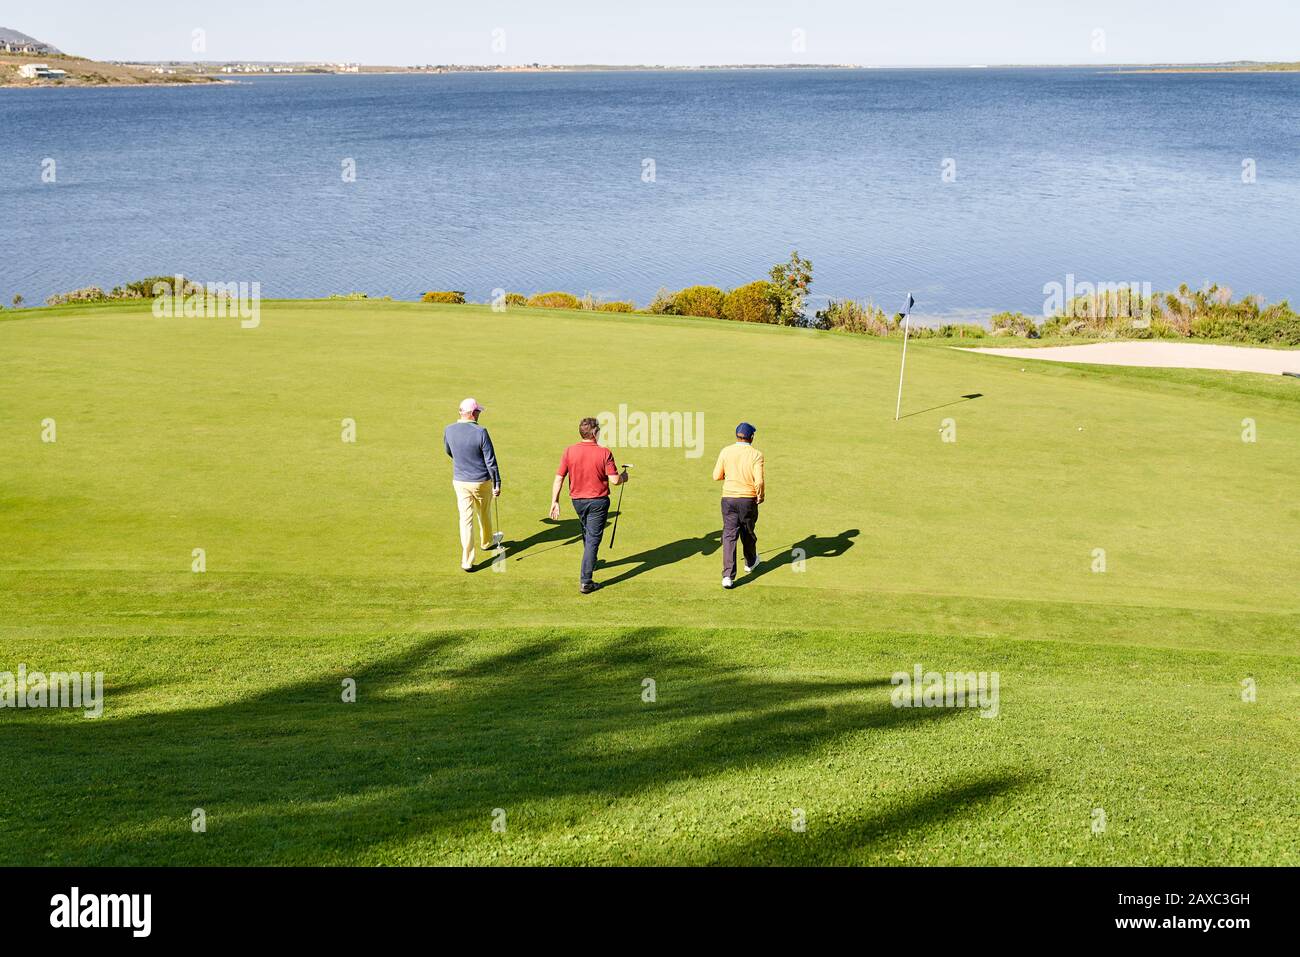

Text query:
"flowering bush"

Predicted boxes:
[[767, 251, 813, 326]]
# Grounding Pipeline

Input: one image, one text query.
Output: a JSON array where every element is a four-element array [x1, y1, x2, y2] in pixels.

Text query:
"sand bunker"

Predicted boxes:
[[961, 341, 1300, 375]]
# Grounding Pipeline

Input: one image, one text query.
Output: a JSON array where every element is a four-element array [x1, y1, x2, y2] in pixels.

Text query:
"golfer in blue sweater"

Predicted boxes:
[[443, 398, 501, 570]]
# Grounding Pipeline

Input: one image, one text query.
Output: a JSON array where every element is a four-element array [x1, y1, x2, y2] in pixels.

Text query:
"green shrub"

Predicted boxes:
[[109, 276, 194, 299], [47, 277, 203, 306], [526, 291, 581, 310], [422, 290, 466, 304], [1036, 282, 1300, 345], [670, 285, 726, 319], [578, 294, 636, 312], [990, 311, 1039, 338], [1189, 305, 1300, 345], [46, 286, 108, 306], [647, 288, 676, 315], [329, 292, 369, 300], [722, 281, 780, 325], [936, 323, 986, 339], [1145, 316, 1184, 340], [1041, 285, 1156, 338], [815, 299, 894, 335]]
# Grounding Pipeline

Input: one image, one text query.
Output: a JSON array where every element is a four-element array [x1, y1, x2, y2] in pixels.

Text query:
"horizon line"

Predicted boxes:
[[97, 58, 1299, 70]]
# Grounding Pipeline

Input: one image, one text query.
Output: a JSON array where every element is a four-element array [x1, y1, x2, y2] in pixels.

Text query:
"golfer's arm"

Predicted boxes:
[[754, 455, 765, 500], [481, 432, 501, 487], [550, 474, 564, 505], [712, 453, 725, 482]]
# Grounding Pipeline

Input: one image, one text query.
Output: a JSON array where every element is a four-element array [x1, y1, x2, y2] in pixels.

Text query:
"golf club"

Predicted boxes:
[[607, 464, 633, 549], [492, 490, 503, 547]]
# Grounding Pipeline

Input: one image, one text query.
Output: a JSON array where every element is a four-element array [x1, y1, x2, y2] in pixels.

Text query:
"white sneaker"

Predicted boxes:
[[461, 561, 473, 572], [744, 556, 761, 573], [722, 576, 733, 589]]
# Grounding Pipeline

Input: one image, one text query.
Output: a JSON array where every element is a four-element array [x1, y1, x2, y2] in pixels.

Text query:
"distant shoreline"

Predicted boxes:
[[1117, 65, 1300, 74], [6, 60, 1300, 89]]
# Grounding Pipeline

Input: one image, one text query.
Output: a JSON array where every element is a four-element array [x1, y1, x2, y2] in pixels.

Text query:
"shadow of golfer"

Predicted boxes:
[[734, 528, 860, 586], [498, 517, 588, 565], [596, 530, 723, 587]]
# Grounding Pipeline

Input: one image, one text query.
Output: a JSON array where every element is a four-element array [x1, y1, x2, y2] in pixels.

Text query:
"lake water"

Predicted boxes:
[[4, 68, 1298, 320]]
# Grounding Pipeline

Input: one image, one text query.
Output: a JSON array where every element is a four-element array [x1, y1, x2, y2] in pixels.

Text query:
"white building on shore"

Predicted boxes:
[[17, 63, 68, 79]]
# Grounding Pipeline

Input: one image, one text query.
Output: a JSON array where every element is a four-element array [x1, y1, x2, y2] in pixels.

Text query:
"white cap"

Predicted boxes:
[[459, 397, 483, 414]]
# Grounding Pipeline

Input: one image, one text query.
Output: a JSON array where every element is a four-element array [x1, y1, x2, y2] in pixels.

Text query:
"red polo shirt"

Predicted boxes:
[[557, 440, 619, 499]]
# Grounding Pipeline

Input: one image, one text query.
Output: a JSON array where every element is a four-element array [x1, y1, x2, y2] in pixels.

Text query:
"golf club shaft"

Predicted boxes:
[[608, 482, 625, 549], [607, 465, 632, 549]]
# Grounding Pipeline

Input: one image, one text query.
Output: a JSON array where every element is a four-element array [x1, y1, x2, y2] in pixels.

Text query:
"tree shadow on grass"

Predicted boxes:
[[699, 772, 1030, 865], [0, 628, 1005, 865]]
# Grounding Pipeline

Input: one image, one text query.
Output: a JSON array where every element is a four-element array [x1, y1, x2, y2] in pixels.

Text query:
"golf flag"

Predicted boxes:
[[895, 293, 915, 421]]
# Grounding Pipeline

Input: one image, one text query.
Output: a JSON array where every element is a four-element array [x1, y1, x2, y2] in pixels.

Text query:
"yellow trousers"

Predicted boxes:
[[453, 480, 496, 566]]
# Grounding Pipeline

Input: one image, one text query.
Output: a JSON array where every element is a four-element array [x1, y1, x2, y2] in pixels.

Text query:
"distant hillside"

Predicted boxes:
[[0, 26, 61, 55], [1, 51, 227, 88]]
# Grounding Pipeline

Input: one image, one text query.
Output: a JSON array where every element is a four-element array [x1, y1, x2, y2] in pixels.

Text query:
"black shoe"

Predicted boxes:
[[579, 581, 600, 595]]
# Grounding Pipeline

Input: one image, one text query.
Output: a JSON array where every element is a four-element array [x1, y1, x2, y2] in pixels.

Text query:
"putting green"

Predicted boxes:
[[1, 299, 1296, 865]]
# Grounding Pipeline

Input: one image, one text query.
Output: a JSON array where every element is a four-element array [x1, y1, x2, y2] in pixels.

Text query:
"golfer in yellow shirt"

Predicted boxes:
[[712, 421, 764, 589]]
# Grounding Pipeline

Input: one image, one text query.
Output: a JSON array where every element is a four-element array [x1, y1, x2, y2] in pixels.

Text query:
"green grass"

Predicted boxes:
[[1, 299, 1297, 866]]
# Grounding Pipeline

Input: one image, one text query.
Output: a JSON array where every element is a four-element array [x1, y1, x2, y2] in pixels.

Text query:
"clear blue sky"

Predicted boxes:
[[11, 0, 1300, 65]]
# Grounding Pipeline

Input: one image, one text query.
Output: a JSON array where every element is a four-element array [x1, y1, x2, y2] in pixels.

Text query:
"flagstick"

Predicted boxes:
[[894, 294, 913, 421]]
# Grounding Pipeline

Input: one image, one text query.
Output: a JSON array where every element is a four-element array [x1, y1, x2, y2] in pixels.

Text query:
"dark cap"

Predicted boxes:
[[735, 422, 756, 439]]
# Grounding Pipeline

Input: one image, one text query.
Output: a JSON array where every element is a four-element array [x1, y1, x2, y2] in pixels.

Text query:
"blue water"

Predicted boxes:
[[4, 68, 1299, 320]]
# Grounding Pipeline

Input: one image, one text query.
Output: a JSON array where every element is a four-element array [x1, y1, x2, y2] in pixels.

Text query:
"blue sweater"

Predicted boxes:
[[444, 421, 501, 485]]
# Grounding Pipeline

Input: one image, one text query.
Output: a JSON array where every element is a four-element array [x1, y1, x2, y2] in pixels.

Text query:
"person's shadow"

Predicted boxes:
[[474, 517, 587, 569], [734, 528, 859, 586], [596, 530, 723, 587]]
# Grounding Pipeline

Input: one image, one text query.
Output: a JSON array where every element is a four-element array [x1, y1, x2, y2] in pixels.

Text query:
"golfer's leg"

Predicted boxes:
[[572, 499, 587, 582], [720, 499, 739, 579], [454, 481, 475, 566], [575, 500, 595, 584], [587, 499, 610, 582], [740, 500, 759, 569], [476, 480, 495, 549], [592, 497, 609, 550]]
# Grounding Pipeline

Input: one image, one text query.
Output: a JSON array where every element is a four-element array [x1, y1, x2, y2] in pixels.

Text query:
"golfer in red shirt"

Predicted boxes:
[[549, 417, 630, 594]]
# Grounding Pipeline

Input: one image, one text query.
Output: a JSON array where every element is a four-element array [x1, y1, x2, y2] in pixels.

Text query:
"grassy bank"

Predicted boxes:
[[1, 299, 1296, 865]]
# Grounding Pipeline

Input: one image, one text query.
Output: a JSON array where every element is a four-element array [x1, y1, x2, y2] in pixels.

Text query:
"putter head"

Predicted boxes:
[[491, 531, 504, 547]]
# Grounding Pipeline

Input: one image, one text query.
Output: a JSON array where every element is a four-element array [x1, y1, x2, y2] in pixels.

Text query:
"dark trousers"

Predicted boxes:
[[571, 497, 610, 584], [721, 497, 759, 579]]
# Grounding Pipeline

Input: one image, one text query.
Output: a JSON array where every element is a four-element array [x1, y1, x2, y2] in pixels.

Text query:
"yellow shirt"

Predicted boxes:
[[713, 442, 765, 499]]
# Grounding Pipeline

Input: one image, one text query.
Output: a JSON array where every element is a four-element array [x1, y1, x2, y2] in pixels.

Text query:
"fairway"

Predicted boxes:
[[1, 299, 1297, 865]]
